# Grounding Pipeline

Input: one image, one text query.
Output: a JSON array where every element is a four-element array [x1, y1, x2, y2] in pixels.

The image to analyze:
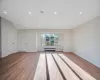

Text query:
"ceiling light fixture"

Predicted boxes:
[[54, 12, 58, 15], [29, 12, 32, 15], [4, 11, 7, 15], [80, 12, 82, 15]]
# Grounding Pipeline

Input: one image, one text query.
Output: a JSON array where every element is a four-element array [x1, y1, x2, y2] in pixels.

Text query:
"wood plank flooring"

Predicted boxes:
[[0, 52, 100, 80], [34, 53, 46, 80], [0, 52, 39, 80], [63, 52, 100, 80], [46, 53, 63, 80], [59, 54, 96, 80], [52, 54, 79, 80]]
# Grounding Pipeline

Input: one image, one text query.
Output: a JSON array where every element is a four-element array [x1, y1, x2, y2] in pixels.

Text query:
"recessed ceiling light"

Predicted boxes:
[[54, 12, 58, 15], [4, 11, 7, 15], [80, 12, 82, 15], [28, 12, 32, 15]]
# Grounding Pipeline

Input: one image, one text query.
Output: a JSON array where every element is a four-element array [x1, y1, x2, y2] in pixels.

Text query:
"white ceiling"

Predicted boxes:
[[0, 0, 100, 29]]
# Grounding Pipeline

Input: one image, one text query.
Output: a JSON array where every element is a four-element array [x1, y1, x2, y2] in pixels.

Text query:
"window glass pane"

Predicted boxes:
[[41, 33, 59, 46]]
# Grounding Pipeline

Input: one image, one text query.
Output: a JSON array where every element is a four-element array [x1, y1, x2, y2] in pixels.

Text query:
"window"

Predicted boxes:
[[41, 33, 59, 46]]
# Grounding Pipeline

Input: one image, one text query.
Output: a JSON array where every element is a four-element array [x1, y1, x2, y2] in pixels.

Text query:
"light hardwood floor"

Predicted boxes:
[[0, 52, 100, 80]]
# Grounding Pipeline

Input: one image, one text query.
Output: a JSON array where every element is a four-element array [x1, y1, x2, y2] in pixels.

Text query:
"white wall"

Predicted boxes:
[[72, 16, 100, 67], [18, 29, 72, 52], [0, 17, 1, 58], [1, 18, 18, 57], [63, 30, 72, 52], [18, 30, 37, 52]]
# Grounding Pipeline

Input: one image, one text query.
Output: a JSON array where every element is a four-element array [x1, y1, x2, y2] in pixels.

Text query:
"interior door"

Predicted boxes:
[[18, 30, 28, 52]]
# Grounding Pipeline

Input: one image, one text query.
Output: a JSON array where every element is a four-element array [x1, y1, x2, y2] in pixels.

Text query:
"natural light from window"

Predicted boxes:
[[41, 33, 59, 46]]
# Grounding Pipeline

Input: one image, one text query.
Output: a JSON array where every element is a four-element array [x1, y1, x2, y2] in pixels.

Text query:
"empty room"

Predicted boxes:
[[0, 0, 100, 80]]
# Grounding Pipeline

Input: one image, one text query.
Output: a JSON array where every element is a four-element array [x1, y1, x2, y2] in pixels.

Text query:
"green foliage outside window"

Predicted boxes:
[[41, 33, 58, 46]]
